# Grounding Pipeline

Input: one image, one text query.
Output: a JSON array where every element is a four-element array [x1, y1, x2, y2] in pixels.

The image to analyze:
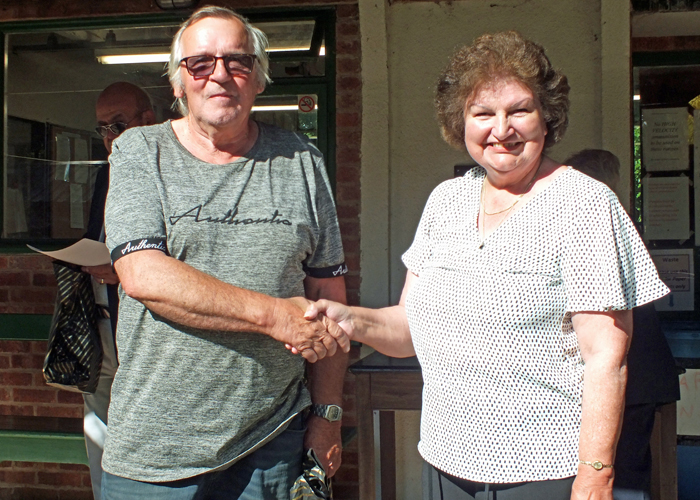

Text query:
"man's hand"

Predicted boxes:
[[81, 264, 119, 285], [304, 415, 342, 478], [268, 297, 350, 363]]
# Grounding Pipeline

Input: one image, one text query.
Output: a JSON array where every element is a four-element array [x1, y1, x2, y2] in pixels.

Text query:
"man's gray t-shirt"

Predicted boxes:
[[103, 121, 346, 481]]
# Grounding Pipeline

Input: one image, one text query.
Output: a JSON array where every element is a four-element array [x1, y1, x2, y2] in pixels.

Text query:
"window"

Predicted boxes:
[[1, 9, 335, 245]]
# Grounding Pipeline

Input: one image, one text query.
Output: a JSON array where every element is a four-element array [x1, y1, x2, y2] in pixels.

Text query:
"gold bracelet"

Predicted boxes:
[[579, 459, 613, 471]]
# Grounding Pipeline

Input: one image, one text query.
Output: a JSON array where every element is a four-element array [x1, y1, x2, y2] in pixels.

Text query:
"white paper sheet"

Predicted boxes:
[[27, 238, 110, 267]]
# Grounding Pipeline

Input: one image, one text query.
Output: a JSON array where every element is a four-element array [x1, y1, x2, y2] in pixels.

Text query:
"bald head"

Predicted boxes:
[[96, 82, 155, 153]]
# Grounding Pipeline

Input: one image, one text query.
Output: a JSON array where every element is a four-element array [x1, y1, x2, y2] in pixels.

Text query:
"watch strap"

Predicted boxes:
[[311, 404, 343, 422]]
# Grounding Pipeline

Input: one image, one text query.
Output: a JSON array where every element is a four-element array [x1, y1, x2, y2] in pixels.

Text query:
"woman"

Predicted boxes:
[[303, 32, 669, 499]]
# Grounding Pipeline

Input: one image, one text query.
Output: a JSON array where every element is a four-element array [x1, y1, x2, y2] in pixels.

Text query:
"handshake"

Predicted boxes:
[[270, 297, 353, 363]]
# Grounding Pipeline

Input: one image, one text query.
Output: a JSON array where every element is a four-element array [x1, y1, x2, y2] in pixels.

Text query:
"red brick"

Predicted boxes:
[[0, 355, 9, 369], [336, 40, 361, 56], [57, 390, 84, 404], [336, 112, 360, 128], [2, 470, 36, 484], [335, 130, 361, 145], [58, 464, 89, 472], [337, 21, 359, 38], [11, 461, 44, 469], [59, 489, 94, 500], [0, 256, 8, 269], [338, 76, 361, 91], [0, 341, 32, 353], [31, 341, 49, 354], [340, 238, 359, 256], [35, 405, 83, 418], [346, 289, 359, 306], [337, 148, 361, 165], [0, 404, 35, 416], [0, 388, 10, 402], [0, 271, 30, 286], [0, 289, 8, 302], [336, 182, 360, 202], [344, 274, 361, 291], [13, 388, 57, 403], [37, 470, 83, 487], [337, 57, 361, 74], [33, 272, 57, 287], [0, 372, 33, 386], [337, 91, 361, 110], [337, 3, 359, 18], [10, 353, 44, 369], [2, 487, 60, 500], [8, 255, 54, 271], [336, 204, 359, 220], [339, 220, 359, 235], [9, 288, 56, 304]]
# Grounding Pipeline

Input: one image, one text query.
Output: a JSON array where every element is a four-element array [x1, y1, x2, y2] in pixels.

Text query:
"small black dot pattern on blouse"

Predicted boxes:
[[402, 166, 669, 483]]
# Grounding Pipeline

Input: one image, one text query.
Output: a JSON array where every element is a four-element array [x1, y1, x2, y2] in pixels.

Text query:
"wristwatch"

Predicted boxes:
[[311, 404, 343, 422], [579, 459, 614, 471]]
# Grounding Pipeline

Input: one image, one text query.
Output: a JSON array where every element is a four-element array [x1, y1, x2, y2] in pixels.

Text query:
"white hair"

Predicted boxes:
[[167, 6, 271, 116]]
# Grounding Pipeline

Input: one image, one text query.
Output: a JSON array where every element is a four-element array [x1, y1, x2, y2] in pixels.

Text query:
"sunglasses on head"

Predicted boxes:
[[180, 54, 256, 77]]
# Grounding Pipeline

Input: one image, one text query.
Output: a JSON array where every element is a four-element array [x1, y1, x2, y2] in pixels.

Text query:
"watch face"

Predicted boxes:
[[592, 461, 603, 470], [327, 406, 342, 421]]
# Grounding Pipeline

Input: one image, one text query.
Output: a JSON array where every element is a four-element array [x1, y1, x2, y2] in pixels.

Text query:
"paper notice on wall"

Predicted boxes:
[[74, 138, 89, 183], [650, 249, 694, 311], [678, 369, 700, 436], [642, 107, 689, 171], [642, 176, 690, 240], [69, 183, 84, 229], [54, 135, 71, 181]]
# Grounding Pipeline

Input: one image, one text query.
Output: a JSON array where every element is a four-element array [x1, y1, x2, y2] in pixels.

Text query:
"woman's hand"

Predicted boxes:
[[571, 469, 614, 499], [284, 299, 354, 356], [305, 299, 355, 337]]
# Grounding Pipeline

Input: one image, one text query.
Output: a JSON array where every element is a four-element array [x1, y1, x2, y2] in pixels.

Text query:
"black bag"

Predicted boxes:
[[43, 260, 103, 393]]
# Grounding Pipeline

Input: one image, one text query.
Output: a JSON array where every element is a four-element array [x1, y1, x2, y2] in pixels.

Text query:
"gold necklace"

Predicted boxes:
[[478, 159, 544, 248], [479, 158, 544, 216]]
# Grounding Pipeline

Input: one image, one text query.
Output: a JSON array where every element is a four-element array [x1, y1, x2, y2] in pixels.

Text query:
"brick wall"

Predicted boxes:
[[0, 1, 363, 498]]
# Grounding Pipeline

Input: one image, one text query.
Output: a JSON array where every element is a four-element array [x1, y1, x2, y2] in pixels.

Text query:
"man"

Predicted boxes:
[[81, 81, 156, 499], [102, 6, 349, 499], [566, 149, 681, 500]]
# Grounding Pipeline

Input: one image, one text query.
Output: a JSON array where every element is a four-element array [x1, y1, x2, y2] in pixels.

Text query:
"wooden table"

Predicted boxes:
[[349, 352, 423, 500]]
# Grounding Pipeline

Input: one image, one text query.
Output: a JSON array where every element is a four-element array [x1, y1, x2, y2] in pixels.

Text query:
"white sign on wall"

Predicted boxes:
[[650, 249, 694, 311], [642, 176, 690, 241], [642, 107, 689, 171], [678, 369, 700, 436]]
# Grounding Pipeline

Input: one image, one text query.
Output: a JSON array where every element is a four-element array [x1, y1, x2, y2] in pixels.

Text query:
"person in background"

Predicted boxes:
[[81, 81, 156, 499], [565, 149, 681, 500], [102, 6, 349, 499], [303, 31, 669, 499]]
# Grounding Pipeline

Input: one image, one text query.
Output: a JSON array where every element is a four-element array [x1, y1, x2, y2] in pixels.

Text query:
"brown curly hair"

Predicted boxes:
[[435, 31, 570, 151]]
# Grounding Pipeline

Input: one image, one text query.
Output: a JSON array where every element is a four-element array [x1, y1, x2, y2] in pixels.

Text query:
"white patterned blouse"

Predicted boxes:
[[402, 166, 668, 483]]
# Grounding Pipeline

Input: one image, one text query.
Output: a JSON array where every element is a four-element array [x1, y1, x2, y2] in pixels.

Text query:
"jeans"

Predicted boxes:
[[102, 414, 305, 500]]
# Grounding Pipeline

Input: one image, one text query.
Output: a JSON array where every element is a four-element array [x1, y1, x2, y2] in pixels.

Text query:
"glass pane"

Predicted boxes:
[[251, 94, 319, 143], [3, 19, 327, 241]]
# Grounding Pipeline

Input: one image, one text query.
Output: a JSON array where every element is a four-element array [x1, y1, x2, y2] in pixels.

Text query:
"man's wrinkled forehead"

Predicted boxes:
[[181, 16, 252, 54]]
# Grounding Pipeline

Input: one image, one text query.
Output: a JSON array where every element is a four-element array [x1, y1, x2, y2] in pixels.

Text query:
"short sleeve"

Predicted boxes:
[[562, 187, 668, 312], [402, 182, 450, 275], [301, 154, 347, 278], [105, 128, 168, 263]]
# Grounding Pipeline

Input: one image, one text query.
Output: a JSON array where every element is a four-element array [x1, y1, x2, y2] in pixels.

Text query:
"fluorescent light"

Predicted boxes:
[[633, 94, 641, 101], [96, 46, 326, 65], [98, 53, 170, 64], [252, 104, 318, 112]]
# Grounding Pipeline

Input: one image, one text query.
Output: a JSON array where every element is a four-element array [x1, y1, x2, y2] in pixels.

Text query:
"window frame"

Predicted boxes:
[[0, 7, 336, 251]]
